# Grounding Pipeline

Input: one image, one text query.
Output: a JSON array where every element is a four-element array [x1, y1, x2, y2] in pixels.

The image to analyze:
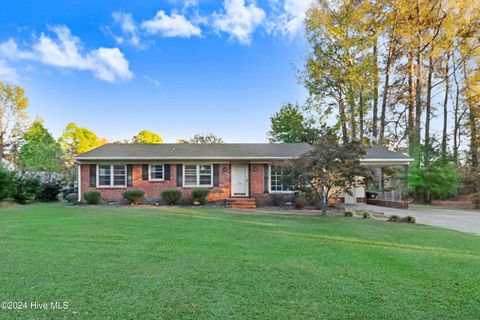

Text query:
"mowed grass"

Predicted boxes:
[[0, 204, 480, 319]]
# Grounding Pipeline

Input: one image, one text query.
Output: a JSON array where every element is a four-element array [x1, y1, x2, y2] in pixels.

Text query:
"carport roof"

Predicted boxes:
[[361, 145, 413, 166]]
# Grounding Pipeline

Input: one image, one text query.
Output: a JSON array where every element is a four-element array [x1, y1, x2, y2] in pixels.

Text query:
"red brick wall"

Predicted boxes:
[[80, 163, 299, 205], [79, 163, 367, 206], [80, 163, 231, 203], [366, 199, 409, 209], [249, 164, 271, 205]]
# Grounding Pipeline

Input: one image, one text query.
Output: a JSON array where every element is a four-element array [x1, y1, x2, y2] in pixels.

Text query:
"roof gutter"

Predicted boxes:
[[361, 158, 414, 162], [74, 156, 300, 161]]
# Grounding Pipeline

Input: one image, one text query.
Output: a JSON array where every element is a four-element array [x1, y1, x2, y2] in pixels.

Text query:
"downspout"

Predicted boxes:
[[403, 165, 409, 202], [77, 164, 81, 202]]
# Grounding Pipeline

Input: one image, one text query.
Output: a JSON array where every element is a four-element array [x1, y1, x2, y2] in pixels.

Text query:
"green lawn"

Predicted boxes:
[[0, 204, 479, 319]]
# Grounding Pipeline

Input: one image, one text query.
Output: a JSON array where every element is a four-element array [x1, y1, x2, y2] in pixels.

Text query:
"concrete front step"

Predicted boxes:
[[227, 206, 257, 209], [226, 198, 257, 209]]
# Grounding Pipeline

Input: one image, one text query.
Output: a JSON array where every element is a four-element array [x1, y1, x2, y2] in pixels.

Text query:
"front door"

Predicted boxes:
[[232, 165, 249, 197]]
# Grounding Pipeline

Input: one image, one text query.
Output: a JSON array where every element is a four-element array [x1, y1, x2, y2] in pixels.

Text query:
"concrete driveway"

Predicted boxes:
[[350, 203, 480, 236]]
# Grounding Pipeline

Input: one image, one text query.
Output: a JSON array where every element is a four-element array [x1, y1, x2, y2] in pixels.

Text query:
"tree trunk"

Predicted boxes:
[[468, 104, 478, 168], [453, 54, 460, 165], [322, 192, 327, 216], [408, 50, 416, 152], [453, 83, 460, 164], [349, 86, 356, 141], [338, 89, 349, 144], [441, 52, 450, 158], [424, 56, 433, 164], [359, 90, 364, 143], [414, 48, 423, 147], [372, 40, 379, 140], [379, 36, 394, 145], [413, 0, 422, 147], [465, 61, 478, 167], [0, 142, 3, 163]]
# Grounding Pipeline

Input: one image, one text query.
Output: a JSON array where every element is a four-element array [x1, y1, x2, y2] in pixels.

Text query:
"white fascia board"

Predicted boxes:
[[74, 156, 298, 162], [360, 159, 413, 167]]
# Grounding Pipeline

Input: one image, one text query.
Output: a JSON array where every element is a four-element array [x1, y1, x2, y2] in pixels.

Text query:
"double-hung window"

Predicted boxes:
[[149, 164, 164, 181], [98, 165, 126, 187], [183, 164, 212, 187], [270, 165, 292, 192]]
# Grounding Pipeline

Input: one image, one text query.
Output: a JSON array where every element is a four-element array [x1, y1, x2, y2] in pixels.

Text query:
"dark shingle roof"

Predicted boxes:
[[75, 143, 412, 162], [75, 143, 313, 160], [364, 145, 411, 160]]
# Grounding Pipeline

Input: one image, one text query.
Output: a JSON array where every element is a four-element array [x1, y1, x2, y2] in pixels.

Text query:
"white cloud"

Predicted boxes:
[[34, 26, 90, 69], [143, 75, 161, 87], [0, 39, 35, 60], [0, 60, 19, 83], [141, 11, 202, 37], [0, 25, 133, 83], [89, 47, 133, 82], [212, 0, 265, 45], [267, 0, 312, 38], [111, 12, 142, 47], [183, 0, 199, 10]]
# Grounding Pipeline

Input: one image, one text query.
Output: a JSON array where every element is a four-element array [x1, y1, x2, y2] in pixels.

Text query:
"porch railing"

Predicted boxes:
[[366, 189, 406, 202]]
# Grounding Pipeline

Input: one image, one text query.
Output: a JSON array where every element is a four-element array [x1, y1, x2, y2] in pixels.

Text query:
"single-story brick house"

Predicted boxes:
[[74, 143, 412, 208]]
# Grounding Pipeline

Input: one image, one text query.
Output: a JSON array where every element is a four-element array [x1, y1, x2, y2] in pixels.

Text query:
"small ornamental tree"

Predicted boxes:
[[283, 139, 366, 215]]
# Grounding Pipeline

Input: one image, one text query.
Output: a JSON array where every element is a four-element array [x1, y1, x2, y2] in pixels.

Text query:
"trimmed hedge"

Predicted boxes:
[[399, 215, 416, 223], [271, 194, 284, 206], [294, 197, 306, 209], [344, 209, 356, 217], [191, 188, 210, 205], [161, 189, 182, 205], [0, 167, 61, 204], [361, 211, 374, 219], [123, 189, 144, 205], [388, 215, 401, 222], [84, 190, 101, 204], [65, 193, 78, 204], [13, 176, 42, 204], [471, 193, 480, 209], [39, 182, 61, 202]]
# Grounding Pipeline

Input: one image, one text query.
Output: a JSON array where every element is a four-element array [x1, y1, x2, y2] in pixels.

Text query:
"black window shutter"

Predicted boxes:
[[213, 164, 219, 187], [263, 164, 269, 193], [164, 164, 171, 180], [176, 164, 183, 187], [142, 164, 148, 180], [89, 164, 96, 187], [127, 164, 133, 187]]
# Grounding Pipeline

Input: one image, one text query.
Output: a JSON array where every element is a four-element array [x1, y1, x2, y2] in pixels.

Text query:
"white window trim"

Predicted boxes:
[[148, 164, 165, 181], [183, 164, 213, 188], [97, 164, 127, 188], [268, 164, 294, 194]]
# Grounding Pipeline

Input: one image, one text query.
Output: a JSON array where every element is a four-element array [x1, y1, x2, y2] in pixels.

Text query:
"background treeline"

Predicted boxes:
[[0, 80, 224, 204], [268, 0, 480, 203]]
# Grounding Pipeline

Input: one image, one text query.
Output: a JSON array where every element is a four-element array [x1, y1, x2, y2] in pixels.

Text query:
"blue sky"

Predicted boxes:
[[0, 0, 311, 142]]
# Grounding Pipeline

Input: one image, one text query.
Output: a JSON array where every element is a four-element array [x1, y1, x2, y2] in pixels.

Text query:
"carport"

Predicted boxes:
[[360, 145, 413, 209]]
